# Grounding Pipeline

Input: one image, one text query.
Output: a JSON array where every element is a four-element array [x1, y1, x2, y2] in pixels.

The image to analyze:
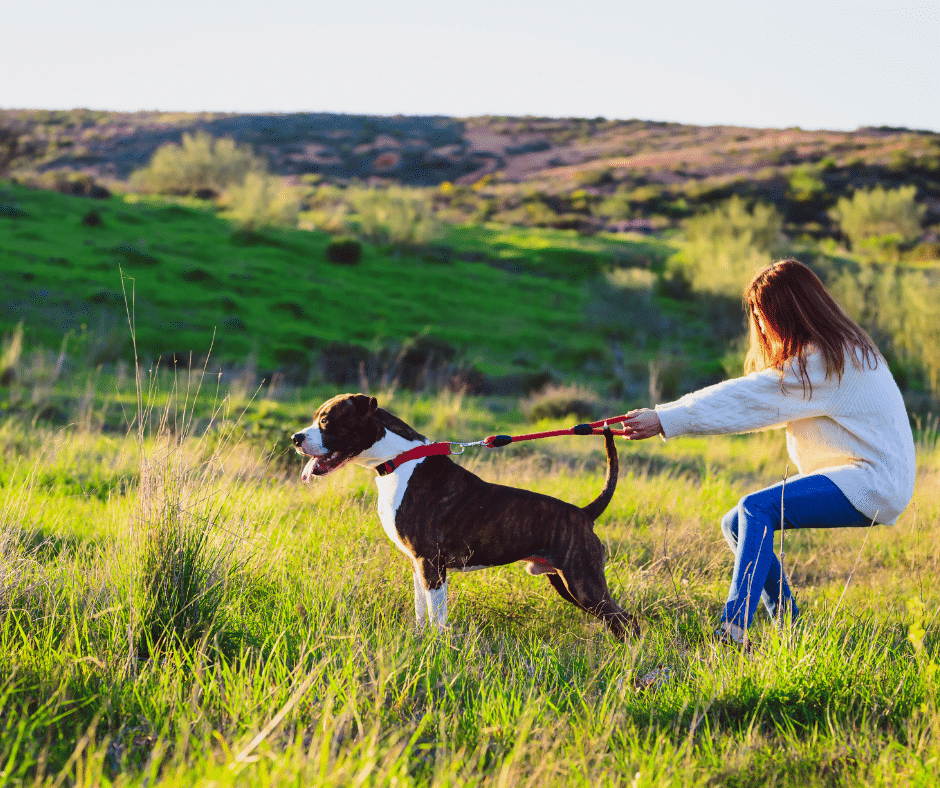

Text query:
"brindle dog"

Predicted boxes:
[[292, 393, 639, 639]]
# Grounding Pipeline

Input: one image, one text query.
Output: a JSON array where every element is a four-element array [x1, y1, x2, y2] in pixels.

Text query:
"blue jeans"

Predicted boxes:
[[720, 474, 872, 630]]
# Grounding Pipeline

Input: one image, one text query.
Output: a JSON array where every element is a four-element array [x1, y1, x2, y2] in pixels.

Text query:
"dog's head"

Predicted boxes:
[[291, 393, 381, 481], [291, 393, 425, 482]]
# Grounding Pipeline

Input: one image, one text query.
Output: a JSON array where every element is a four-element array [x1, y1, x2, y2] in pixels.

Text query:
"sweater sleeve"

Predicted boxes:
[[655, 352, 841, 439]]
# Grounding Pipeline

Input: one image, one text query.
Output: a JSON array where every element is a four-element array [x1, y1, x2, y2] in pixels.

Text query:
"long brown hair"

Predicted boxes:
[[743, 259, 879, 397]]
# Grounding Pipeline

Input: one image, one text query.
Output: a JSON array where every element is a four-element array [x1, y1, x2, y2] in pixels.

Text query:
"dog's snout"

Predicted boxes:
[[291, 432, 305, 447]]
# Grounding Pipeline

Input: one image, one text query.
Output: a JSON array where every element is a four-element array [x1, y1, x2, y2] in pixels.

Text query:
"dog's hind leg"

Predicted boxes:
[[562, 574, 639, 639], [563, 574, 640, 640], [554, 537, 640, 640], [546, 573, 590, 614]]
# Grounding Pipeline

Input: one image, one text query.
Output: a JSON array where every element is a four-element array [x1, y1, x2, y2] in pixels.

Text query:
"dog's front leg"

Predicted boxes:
[[412, 563, 428, 629], [416, 558, 448, 632], [427, 582, 449, 631]]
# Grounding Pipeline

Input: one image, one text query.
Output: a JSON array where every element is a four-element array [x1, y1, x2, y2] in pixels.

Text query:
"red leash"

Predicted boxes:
[[375, 415, 629, 475], [482, 414, 631, 447]]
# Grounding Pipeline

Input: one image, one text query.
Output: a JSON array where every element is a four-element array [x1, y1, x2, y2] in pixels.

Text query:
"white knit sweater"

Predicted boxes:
[[655, 348, 916, 525]]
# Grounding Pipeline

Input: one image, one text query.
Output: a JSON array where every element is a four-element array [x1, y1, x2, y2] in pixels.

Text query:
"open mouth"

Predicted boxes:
[[300, 451, 351, 481]]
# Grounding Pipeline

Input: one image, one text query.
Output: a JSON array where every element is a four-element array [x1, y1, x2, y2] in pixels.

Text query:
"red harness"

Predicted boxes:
[[374, 415, 630, 476]]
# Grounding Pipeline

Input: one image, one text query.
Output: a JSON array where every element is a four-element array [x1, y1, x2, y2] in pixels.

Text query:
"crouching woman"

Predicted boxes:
[[622, 259, 915, 645]]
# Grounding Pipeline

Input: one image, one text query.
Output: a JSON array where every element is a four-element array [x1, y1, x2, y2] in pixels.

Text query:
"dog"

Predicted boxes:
[[291, 393, 639, 639]]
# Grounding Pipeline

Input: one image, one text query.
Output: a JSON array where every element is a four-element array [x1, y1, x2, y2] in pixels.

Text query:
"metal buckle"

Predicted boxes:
[[448, 439, 486, 455]]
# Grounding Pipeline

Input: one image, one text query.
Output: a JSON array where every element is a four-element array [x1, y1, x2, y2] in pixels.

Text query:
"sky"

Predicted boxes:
[[3, 0, 939, 132]]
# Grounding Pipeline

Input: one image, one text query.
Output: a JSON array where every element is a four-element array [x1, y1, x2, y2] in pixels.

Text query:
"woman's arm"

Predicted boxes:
[[642, 352, 841, 440]]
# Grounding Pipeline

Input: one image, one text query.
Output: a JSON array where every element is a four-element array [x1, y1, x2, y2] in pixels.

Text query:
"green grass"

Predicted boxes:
[[3, 176, 940, 783], [443, 224, 675, 278], [1, 368, 939, 786], [1, 181, 737, 390]]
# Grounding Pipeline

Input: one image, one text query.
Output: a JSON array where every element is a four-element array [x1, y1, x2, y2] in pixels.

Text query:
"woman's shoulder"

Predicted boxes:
[[802, 342, 885, 377]]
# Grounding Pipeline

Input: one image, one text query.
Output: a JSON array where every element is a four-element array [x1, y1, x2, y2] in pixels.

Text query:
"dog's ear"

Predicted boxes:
[[352, 393, 378, 420]]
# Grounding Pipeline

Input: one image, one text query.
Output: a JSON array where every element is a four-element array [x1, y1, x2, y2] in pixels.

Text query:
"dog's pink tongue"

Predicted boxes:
[[301, 457, 318, 483]]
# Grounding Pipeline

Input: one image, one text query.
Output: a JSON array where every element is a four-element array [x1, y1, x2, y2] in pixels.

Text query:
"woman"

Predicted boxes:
[[621, 259, 916, 645]]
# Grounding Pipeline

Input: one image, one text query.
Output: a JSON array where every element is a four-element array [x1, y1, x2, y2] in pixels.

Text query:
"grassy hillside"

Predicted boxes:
[[4, 109, 940, 405], [1, 180, 735, 397], [5, 176, 940, 418]]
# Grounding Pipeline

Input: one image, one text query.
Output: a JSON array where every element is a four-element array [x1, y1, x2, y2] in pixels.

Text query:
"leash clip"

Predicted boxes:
[[448, 439, 487, 455]]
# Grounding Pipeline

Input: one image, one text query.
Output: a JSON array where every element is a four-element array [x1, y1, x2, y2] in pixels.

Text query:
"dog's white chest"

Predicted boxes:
[[374, 461, 421, 557]]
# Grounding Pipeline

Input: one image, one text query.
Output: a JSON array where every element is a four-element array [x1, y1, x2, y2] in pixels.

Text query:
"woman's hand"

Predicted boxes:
[[620, 408, 664, 440]]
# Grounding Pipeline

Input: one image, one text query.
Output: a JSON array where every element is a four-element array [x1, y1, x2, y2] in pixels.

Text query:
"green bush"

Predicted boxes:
[[221, 171, 301, 230], [787, 166, 826, 202], [595, 187, 633, 221], [347, 185, 440, 246], [828, 265, 940, 394], [906, 240, 940, 262], [130, 131, 264, 195], [522, 383, 600, 422], [325, 237, 363, 265], [35, 170, 111, 198], [829, 186, 926, 259], [668, 196, 782, 297], [575, 167, 614, 187]]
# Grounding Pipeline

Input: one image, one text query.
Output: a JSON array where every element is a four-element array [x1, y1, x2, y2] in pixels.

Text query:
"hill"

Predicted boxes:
[[3, 109, 940, 236]]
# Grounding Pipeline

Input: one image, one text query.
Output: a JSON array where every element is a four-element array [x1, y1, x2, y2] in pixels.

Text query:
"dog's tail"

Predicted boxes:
[[581, 426, 618, 521]]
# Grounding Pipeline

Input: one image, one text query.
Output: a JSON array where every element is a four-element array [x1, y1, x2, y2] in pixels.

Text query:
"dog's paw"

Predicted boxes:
[[636, 666, 672, 691]]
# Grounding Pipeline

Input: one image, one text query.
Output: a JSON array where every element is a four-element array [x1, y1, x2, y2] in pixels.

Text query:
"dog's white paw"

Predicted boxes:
[[636, 666, 672, 691]]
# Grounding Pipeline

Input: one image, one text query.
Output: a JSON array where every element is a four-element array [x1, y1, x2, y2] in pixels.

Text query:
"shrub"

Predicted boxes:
[[300, 183, 350, 234], [325, 237, 363, 265], [522, 383, 600, 422], [575, 167, 614, 187], [320, 341, 371, 386], [787, 166, 826, 202], [906, 241, 940, 262], [128, 367, 252, 656], [29, 170, 111, 198], [395, 334, 458, 389], [0, 322, 24, 386], [829, 186, 926, 259], [137, 487, 232, 652], [347, 185, 440, 246], [81, 209, 103, 227], [669, 196, 782, 297], [595, 187, 633, 221], [221, 171, 301, 230], [130, 131, 264, 196], [828, 265, 940, 394]]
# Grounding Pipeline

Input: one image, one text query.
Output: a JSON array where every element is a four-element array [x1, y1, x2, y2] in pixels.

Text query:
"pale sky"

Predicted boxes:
[[3, 0, 939, 132]]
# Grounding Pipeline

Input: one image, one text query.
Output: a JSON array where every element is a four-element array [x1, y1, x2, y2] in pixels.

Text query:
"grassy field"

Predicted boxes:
[[3, 173, 940, 785], [1, 362, 939, 786]]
